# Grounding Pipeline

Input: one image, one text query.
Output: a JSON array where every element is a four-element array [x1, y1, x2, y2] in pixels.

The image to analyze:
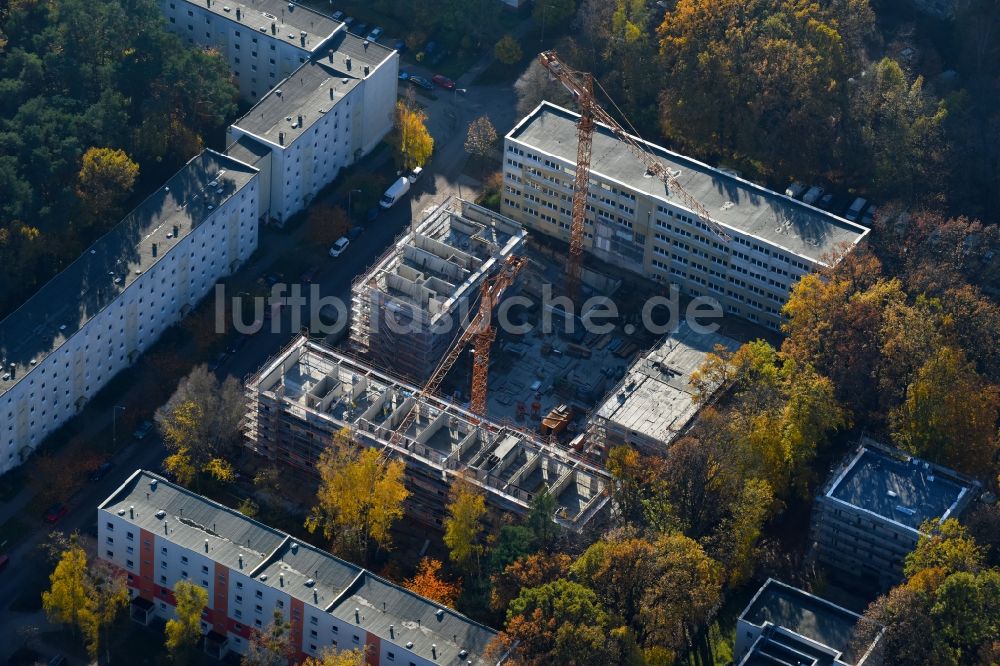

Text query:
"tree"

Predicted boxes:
[[443, 478, 487, 574], [301, 648, 367, 666], [42, 545, 91, 635], [404, 557, 461, 607], [305, 429, 409, 563], [890, 347, 1000, 475], [606, 445, 652, 526], [43, 544, 129, 662], [904, 519, 986, 579], [526, 489, 559, 550], [488, 525, 536, 574], [490, 552, 572, 614], [156, 365, 245, 486], [533, 0, 577, 26], [494, 35, 523, 66], [492, 579, 634, 665], [514, 60, 573, 117], [391, 101, 434, 171], [243, 610, 293, 666], [305, 203, 351, 248], [464, 115, 499, 160], [166, 580, 209, 662], [75, 146, 139, 222], [705, 478, 773, 585]]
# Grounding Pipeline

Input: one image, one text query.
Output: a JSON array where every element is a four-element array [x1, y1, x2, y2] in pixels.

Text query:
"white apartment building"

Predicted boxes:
[[99, 470, 502, 664], [159, 0, 345, 101], [227, 31, 398, 224], [0, 151, 259, 475], [502, 102, 871, 330]]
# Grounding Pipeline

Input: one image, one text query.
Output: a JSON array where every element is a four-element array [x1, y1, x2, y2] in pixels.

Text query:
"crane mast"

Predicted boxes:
[[537, 51, 732, 263], [381, 255, 527, 458]]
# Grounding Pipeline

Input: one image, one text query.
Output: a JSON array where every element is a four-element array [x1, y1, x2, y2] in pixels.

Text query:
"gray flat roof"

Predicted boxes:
[[507, 102, 869, 264], [741, 580, 864, 665], [232, 59, 360, 146], [828, 446, 974, 530], [231, 32, 393, 146], [99, 470, 499, 665], [0, 150, 258, 397], [225, 134, 272, 166], [593, 321, 739, 445], [185, 0, 342, 52]]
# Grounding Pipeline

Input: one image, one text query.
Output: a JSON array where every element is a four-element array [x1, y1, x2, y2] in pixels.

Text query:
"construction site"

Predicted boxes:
[[349, 198, 526, 383], [244, 336, 611, 529]]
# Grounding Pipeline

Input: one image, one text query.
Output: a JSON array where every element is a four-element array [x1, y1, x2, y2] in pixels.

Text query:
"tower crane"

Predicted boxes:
[[537, 51, 731, 300], [380, 254, 527, 458]]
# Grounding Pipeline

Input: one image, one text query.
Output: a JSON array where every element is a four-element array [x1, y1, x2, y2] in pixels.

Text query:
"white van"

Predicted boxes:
[[379, 176, 411, 209]]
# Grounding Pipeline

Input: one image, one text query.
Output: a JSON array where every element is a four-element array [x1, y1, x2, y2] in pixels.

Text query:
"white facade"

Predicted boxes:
[[0, 152, 258, 475], [158, 0, 340, 102]]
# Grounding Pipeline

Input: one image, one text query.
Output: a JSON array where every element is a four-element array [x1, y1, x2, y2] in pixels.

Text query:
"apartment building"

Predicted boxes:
[[587, 321, 739, 456], [811, 439, 980, 588], [159, 0, 344, 101], [0, 151, 259, 476], [244, 337, 610, 530], [226, 31, 397, 224], [350, 198, 527, 382], [99, 470, 502, 664], [501, 102, 870, 330], [736, 579, 882, 666]]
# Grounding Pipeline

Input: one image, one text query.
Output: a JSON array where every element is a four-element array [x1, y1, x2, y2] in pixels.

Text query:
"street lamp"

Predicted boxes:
[[347, 189, 362, 217], [112, 405, 126, 450]]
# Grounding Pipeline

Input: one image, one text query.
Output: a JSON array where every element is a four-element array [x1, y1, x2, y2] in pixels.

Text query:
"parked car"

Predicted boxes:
[[353, 22, 368, 36], [367, 26, 383, 42], [802, 185, 825, 205], [44, 504, 68, 524], [331, 10, 344, 21], [432, 73, 456, 90], [785, 181, 807, 198], [392, 38, 406, 52], [349, 224, 366, 240], [329, 237, 350, 257], [364, 207, 380, 223], [379, 177, 411, 208], [862, 205, 876, 227], [133, 420, 154, 440], [408, 166, 423, 184], [818, 193, 834, 210], [342, 16, 355, 27], [398, 71, 410, 81], [89, 461, 113, 482], [409, 76, 434, 90], [300, 265, 321, 284], [845, 196, 868, 222]]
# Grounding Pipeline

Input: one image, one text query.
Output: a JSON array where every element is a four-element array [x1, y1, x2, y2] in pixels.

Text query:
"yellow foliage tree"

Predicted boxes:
[[392, 101, 434, 171], [494, 34, 523, 65], [302, 648, 367, 666], [443, 478, 487, 574], [42, 545, 129, 661], [404, 557, 461, 607], [76, 147, 139, 221], [166, 580, 209, 662], [305, 429, 409, 563]]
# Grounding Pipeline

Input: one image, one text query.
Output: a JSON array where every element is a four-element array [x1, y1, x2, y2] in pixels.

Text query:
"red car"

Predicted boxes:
[[44, 503, 68, 524], [432, 74, 455, 90]]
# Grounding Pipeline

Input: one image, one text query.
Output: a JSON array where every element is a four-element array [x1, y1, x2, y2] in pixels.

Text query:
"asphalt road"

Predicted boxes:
[[0, 77, 520, 662]]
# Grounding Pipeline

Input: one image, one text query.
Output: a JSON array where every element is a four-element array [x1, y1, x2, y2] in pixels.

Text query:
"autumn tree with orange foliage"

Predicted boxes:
[[404, 557, 461, 607], [489, 552, 571, 614]]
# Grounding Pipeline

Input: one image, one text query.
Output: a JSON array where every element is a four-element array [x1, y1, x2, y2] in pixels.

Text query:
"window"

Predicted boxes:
[[127, 559, 134, 568], [255, 590, 263, 599], [106, 522, 114, 531]]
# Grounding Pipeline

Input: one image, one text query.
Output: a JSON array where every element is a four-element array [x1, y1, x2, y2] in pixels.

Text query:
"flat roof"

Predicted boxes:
[[185, 0, 343, 52], [359, 198, 526, 323], [507, 102, 870, 264], [741, 580, 866, 665], [225, 134, 272, 166], [100, 470, 499, 665], [231, 31, 393, 147], [827, 445, 975, 530], [592, 321, 739, 446], [0, 150, 258, 397]]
